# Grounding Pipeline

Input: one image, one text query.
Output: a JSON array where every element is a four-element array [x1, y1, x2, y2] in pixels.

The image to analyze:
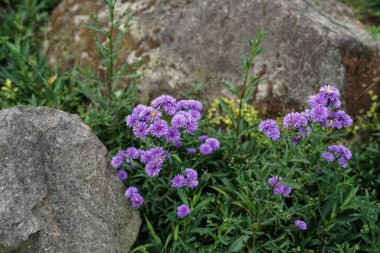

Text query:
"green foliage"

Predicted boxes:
[[123, 34, 380, 252], [0, 0, 81, 111], [341, 0, 380, 39], [73, 0, 143, 151]]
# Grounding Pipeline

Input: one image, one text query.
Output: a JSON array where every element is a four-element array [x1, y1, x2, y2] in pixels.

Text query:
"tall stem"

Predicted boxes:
[[107, 1, 115, 130]]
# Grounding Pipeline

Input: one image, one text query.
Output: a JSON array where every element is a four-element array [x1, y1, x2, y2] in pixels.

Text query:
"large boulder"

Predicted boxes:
[[45, 0, 380, 115], [0, 106, 140, 253]]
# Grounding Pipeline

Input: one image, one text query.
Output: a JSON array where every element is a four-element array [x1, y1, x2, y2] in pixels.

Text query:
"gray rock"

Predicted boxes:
[[45, 0, 380, 115], [0, 106, 140, 253]]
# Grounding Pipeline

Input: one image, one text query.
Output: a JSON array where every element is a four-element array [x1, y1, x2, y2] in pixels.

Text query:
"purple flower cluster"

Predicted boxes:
[[176, 204, 191, 218], [124, 186, 144, 208], [307, 85, 352, 129], [126, 95, 203, 141], [140, 147, 170, 177], [295, 219, 307, 231], [259, 119, 281, 141], [113, 95, 218, 212], [268, 176, 292, 196], [171, 168, 199, 189], [199, 137, 220, 155], [322, 144, 352, 169]]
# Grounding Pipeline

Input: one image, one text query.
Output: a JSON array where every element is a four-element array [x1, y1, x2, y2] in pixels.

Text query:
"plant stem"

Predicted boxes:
[[107, 1, 115, 131]]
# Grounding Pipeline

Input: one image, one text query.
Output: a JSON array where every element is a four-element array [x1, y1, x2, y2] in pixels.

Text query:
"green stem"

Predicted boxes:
[[234, 68, 249, 153], [107, 1, 115, 132]]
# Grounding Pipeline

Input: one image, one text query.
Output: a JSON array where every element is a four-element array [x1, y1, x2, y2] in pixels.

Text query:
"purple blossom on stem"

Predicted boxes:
[[111, 154, 124, 169], [283, 112, 308, 129], [199, 135, 208, 141], [150, 120, 169, 137], [199, 143, 213, 155], [295, 220, 307, 231], [176, 204, 191, 218], [125, 186, 139, 198], [117, 171, 128, 181], [307, 94, 327, 108], [310, 105, 329, 126], [205, 138, 220, 151], [130, 193, 144, 208], [331, 110, 353, 129], [133, 122, 149, 138], [126, 147, 141, 160], [187, 148, 196, 154], [174, 141, 183, 148], [259, 119, 281, 141], [145, 163, 162, 177], [165, 126, 181, 143], [185, 168, 198, 189], [319, 85, 341, 108], [171, 174, 186, 188], [322, 152, 334, 162]]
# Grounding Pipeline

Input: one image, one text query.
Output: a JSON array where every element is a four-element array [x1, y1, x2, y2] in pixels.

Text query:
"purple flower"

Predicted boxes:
[[322, 152, 334, 162], [111, 154, 124, 169], [199, 143, 213, 155], [307, 94, 327, 108], [185, 168, 199, 189], [171, 174, 186, 188], [338, 157, 347, 169], [319, 85, 341, 108], [199, 135, 208, 141], [266, 127, 281, 141], [138, 107, 162, 122], [133, 122, 149, 138], [176, 100, 189, 111], [130, 193, 144, 208], [292, 136, 300, 146], [172, 113, 188, 128], [316, 168, 323, 174], [328, 145, 352, 160], [126, 147, 141, 159], [295, 220, 307, 231], [331, 110, 353, 129], [145, 163, 162, 177], [205, 138, 220, 151], [184, 118, 198, 134], [268, 176, 283, 186], [133, 104, 148, 115], [126, 114, 139, 127], [259, 119, 281, 141], [117, 171, 128, 181], [125, 186, 139, 198], [187, 148, 196, 154], [165, 126, 181, 143], [150, 120, 169, 137], [268, 176, 291, 196], [176, 204, 191, 218], [259, 119, 278, 132], [273, 184, 285, 195], [325, 144, 351, 169], [151, 95, 176, 107], [283, 112, 308, 129], [185, 168, 198, 178], [174, 141, 183, 148], [189, 109, 201, 121], [282, 186, 292, 196], [188, 100, 203, 111], [310, 105, 329, 125]]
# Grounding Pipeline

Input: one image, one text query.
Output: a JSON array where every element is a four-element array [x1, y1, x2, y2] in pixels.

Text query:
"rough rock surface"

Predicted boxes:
[[45, 0, 380, 115], [0, 106, 140, 253]]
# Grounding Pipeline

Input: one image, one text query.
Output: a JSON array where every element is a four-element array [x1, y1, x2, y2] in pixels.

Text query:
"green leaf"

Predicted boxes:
[[228, 234, 250, 252]]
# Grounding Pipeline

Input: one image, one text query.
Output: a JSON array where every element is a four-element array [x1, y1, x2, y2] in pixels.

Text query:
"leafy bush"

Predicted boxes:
[[111, 34, 380, 252], [0, 0, 80, 111]]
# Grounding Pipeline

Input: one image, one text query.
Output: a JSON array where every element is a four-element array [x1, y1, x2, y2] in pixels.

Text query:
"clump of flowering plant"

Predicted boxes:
[[111, 95, 220, 217]]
